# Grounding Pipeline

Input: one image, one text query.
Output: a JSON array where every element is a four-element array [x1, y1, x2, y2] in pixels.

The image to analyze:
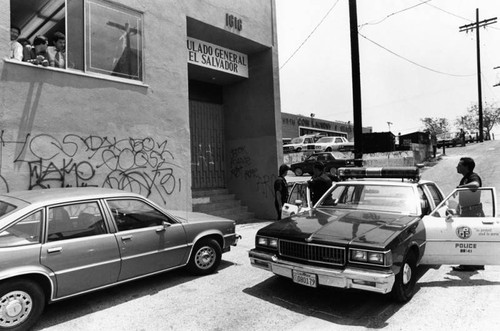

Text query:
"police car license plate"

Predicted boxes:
[[292, 270, 317, 287]]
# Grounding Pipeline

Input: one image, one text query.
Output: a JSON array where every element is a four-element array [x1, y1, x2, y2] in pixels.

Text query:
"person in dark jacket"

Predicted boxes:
[[274, 164, 289, 220], [308, 161, 333, 206]]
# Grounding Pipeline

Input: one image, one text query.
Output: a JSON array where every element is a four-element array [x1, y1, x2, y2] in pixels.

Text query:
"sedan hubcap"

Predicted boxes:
[[196, 246, 215, 269], [0, 291, 32, 327], [402, 263, 412, 285]]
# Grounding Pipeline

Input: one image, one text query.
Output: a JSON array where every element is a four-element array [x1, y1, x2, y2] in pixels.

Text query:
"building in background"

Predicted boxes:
[[1, 0, 281, 219], [281, 112, 372, 142]]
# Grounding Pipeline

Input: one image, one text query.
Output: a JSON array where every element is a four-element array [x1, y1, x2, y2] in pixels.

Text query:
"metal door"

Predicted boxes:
[[189, 100, 226, 189]]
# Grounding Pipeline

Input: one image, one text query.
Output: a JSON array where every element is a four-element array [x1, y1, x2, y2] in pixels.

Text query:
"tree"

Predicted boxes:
[[456, 102, 500, 139], [420, 117, 450, 135]]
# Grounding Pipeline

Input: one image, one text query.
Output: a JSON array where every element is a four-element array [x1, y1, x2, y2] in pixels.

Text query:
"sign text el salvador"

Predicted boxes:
[[187, 37, 248, 78]]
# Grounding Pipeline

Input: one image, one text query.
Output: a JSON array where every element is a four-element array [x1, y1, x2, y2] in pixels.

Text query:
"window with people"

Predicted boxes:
[[9, 0, 143, 81]]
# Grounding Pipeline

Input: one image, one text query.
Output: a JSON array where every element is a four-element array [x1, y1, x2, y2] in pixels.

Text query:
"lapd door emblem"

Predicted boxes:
[[456, 226, 472, 240]]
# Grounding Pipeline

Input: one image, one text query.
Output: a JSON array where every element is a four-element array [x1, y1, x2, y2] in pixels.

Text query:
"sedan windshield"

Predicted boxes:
[[317, 184, 418, 214], [290, 137, 304, 144]]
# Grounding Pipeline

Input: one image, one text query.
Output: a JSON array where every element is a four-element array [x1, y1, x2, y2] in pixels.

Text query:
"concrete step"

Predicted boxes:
[[192, 193, 236, 205], [192, 188, 255, 223], [193, 200, 243, 213], [192, 188, 229, 198]]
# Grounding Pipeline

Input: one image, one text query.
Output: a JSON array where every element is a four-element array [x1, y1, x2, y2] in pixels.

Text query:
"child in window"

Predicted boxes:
[[48, 32, 66, 68], [23, 35, 49, 66]]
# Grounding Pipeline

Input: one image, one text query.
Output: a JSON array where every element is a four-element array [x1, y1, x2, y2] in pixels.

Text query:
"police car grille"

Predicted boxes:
[[279, 240, 345, 266]]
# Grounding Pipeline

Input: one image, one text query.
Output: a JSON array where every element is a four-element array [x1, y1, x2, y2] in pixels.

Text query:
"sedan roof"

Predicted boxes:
[[0, 188, 141, 206]]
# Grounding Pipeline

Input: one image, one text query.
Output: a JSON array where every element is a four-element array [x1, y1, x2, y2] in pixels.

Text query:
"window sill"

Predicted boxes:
[[3, 58, 149, 88]]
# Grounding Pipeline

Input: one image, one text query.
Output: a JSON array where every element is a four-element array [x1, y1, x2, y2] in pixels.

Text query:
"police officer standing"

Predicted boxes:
[[308, 161, 332, 206], [453, 157, 484, 271]]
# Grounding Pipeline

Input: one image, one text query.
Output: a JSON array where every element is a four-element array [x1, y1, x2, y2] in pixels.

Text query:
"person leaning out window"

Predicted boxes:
[[9, 26, 23, 61], [23, 35, 49, 66], [47, 32, 66, 68]]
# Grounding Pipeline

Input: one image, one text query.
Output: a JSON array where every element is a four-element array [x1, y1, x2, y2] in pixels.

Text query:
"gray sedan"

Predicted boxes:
[[0, 188, 239, 330]]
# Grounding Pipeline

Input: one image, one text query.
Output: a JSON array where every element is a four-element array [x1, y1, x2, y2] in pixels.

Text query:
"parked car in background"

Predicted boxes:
[[283, 134, 323, 153], [290, 151, 354, 176], [0, 188, 239, 330], [436, 132, 460, 148], [314, 136, 354, 152], [249, 166, 500, 303], [436, 130, 477, 148]]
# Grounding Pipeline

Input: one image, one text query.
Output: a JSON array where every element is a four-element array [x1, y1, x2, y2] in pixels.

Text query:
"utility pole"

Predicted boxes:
[[459, 9, 497, 143], [349, 0, 363, 162]]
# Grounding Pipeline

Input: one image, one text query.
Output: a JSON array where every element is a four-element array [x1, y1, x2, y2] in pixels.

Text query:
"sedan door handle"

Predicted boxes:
[[155, 227, 166, 233], [47, 247, 63, 254], [121, 235, 133, 241]]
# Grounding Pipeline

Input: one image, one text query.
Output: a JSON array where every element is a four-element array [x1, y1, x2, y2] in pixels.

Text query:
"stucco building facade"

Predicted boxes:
[[1, 0, 282, 218]]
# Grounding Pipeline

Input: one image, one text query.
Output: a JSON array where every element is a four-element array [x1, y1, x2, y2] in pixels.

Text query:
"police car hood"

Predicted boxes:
[[261, 207, 417, 247]]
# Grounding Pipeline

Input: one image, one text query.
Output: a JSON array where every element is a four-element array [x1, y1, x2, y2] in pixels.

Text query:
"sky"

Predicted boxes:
[[275, 0, 500, 135]]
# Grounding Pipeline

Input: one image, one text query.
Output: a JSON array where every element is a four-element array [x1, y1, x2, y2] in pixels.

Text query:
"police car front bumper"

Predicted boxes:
[[249, 249, 395, 294]]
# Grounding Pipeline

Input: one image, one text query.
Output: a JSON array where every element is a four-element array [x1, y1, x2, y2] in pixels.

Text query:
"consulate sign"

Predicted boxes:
[[187, 37, 248, 78]]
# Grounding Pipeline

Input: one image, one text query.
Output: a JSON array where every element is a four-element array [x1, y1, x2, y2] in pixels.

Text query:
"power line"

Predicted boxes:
[[358, 32, 475, 77], [358, 0, 432, 30], [418, 0, 500, 31], [417, 0, 471, 21], [279, 0, 340, 70]]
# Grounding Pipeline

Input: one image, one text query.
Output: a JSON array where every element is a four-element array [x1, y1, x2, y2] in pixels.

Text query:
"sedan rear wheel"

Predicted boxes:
[[188, 238, 222, 276], [0, 279, 45, 331], [294, 168, 303, 176]]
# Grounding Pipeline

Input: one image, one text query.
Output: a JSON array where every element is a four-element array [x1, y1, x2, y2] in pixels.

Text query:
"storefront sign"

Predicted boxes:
[[187, 37, 248, 78]]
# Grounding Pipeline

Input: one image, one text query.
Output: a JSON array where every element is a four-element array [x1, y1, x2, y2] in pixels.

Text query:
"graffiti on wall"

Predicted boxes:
[[229, 146, 275, 198], [0, 131, 182, 204]]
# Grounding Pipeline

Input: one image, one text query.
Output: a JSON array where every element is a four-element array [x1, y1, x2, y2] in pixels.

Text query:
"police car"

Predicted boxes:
[[249, 167, 500, 302]]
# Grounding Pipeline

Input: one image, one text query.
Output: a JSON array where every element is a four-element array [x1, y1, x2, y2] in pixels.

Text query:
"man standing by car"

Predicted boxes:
[[308, 161, 333, 206], [274, 164, 290, 220], [453, 156, 484, 272]]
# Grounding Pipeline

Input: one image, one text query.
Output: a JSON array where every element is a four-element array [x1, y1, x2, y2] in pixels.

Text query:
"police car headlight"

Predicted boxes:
[[351, 250, 367, 262], [257, 236, 278, 249], [367, 252, 384, 264], [350, 249, 386, 265]]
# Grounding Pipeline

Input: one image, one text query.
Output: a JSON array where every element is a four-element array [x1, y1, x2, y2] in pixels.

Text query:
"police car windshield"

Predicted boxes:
[[318, 184, 418, 214]]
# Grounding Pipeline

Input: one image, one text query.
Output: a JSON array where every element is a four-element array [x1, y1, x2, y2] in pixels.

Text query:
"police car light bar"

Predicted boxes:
[[338, 167, 420, 181]]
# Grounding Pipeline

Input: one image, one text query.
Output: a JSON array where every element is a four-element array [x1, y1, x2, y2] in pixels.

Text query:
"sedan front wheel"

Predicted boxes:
[[0, 279, 45, 331], [187, 238, 222, 275]]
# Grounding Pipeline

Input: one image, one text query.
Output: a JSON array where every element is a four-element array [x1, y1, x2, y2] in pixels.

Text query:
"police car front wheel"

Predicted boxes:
[[391, 251, 417, 302]]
